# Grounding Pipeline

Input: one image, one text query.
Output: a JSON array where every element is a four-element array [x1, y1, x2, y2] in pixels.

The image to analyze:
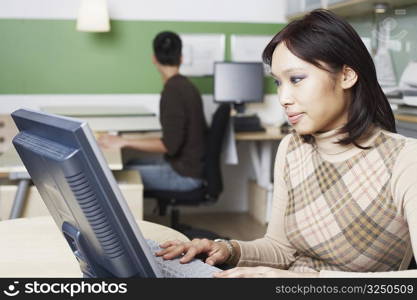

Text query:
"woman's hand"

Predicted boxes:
[[97, 134, 126, 149], [156, 239, 230, 266], [213, 266, 319, 278]]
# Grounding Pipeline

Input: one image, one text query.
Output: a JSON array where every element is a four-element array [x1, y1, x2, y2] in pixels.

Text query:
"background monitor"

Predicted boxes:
[[214, 62, 264, 106], [12, 109, 162, 278]]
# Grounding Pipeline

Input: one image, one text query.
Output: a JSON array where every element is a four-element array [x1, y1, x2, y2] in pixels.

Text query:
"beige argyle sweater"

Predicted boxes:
[[236, 127, 417, 277]]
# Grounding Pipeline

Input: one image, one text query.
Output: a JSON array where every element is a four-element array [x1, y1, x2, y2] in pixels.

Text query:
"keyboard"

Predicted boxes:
[[233, 115, 265, 132], [146, 239, 222, 278]]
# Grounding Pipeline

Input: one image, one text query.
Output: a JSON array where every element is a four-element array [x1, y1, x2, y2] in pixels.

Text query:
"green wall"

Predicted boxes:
[[0, 19, 285, 94], [348, 4, 417, 83]]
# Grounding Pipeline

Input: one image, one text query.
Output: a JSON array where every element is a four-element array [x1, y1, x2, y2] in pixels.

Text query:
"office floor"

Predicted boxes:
[[144, 212, 267, 241]]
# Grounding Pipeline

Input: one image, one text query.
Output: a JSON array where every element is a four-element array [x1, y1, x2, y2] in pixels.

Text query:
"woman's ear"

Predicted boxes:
[[340, 65, 358, 89]]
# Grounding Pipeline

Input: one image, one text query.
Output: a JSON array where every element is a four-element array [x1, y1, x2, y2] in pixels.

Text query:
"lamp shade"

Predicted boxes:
[[76, 0, 110, 32]]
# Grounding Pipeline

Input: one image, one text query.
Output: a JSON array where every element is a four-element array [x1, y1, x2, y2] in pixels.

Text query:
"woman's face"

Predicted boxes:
[[271, 42, 349, 135]]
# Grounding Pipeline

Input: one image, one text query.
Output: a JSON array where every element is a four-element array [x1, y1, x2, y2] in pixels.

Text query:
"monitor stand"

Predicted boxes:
[[233, 103, 246, 115]]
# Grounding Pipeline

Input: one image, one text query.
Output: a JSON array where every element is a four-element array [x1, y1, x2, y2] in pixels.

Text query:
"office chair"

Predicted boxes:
[[144, 104, 231, 240]]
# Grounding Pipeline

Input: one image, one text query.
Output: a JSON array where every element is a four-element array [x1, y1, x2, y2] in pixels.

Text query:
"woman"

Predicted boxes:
[[155, 9, 417, 277]]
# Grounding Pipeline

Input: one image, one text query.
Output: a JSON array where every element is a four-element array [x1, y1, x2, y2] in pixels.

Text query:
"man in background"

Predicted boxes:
[[98, 31, 207, 191]]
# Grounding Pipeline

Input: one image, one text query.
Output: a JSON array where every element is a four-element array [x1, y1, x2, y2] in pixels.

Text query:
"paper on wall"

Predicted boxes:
[[230, 34, 272, 74], [179, 33, 225, 76]]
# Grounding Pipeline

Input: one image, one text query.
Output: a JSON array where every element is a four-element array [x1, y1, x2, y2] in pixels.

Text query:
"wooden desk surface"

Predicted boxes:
[[85, 116, 161, 132], [0, 216, 188, 277], [41, 105, 154, 117], [39, 106, 161, 132], [0, 147, 123, 174], [235, 126, 285, 141], [395, 114, 417, 124]]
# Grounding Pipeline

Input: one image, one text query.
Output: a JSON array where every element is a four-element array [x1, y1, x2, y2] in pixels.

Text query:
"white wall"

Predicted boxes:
[[0, 0, 286, 23]]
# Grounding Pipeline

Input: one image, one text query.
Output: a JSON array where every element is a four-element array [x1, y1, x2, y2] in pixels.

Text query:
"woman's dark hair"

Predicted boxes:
[[262, 9, 396, 148], [153, 31, 182, 66]]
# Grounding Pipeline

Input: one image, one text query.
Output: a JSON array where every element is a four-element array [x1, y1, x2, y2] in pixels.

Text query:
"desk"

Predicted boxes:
[[41, 105, 155, 117], [0, 147, 123, 219], [0, 109, 158, 219], [0, 216, 188, 277], [0, 147, 122, 174], [41, 105, 161, 132], [83, 116, 161, 132], [395, 113, 417, 123], [235, 126, 285, 223], [395, 113, 417, 139]]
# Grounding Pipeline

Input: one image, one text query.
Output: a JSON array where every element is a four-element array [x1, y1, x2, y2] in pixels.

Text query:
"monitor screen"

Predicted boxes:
[[11, 109, 162, 278], [214, 62, 264, 104]]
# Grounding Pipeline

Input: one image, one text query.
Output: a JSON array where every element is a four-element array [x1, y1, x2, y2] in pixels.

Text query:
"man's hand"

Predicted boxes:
[[97, 134, 126, 150]]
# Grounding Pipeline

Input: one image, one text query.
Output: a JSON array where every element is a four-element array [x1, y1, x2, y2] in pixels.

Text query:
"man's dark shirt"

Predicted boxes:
[[160, 74, 207, 179]]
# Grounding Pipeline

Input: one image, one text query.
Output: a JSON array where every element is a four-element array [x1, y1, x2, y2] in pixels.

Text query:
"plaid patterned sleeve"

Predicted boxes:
[[390, 137, 417, 271], [236, 134, 298, 268]]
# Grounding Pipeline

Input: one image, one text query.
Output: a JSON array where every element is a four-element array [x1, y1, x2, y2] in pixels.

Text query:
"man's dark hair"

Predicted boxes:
[[153, 31, 182, 66], [262, 9, 396, 148]]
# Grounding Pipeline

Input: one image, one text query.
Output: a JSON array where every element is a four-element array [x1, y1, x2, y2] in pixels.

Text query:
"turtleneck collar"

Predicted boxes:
[[312, 126, 353, 155], [311, 125, 379, 156]]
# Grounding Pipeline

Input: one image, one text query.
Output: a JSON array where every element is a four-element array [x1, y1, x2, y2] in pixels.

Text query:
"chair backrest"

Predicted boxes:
[[204, 104, 231, 199]]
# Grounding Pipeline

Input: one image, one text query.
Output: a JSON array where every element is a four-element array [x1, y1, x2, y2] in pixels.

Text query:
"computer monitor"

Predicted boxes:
[[214, 62, 264, 113], [11, 109, 162, 278]]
